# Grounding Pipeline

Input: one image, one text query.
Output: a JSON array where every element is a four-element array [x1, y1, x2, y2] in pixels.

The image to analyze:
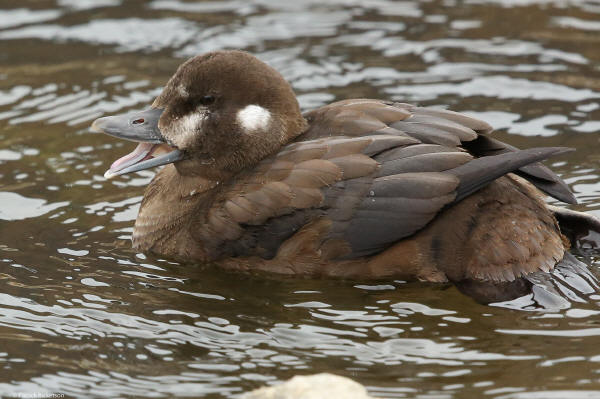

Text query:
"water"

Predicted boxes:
[[0, 0, 600, 398]]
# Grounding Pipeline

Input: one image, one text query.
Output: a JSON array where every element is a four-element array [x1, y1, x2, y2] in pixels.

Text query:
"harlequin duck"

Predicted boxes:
[[91, 50, 599, 303]]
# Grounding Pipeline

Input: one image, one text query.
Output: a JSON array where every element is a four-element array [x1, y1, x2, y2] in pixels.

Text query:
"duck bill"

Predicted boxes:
[[90, 108, 184, 179]]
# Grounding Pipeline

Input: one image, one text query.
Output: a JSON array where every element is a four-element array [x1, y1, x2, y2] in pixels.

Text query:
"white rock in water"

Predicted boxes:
[[241, 373, 375, 399]]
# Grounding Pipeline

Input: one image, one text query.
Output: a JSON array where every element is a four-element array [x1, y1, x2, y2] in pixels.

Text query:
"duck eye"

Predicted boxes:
[[199, 95, 215, 106]]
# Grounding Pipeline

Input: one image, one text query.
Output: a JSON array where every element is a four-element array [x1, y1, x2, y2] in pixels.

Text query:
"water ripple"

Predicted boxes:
[[0, 8, 62, 30], [0, 18, 199, 53], [0, 0, 600, 398]]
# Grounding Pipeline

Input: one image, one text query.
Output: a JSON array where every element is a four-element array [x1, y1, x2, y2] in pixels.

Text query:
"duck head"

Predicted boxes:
[[91, 50, 307, 180]]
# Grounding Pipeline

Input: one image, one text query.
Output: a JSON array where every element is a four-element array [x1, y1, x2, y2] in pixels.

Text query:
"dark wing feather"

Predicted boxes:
[[449, 147, 574, 203], [336, 172, 459, 257], [328, 147, 571, 258], [201, 134, 412, 258], [463, 135, 577, 204]]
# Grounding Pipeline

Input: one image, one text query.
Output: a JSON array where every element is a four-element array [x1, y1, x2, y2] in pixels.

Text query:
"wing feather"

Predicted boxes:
[[197, 99, 574, 272]]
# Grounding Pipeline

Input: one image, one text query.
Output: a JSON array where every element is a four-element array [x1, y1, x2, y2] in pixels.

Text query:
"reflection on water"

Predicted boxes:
[[0, 18, 199, 53], [0, 0, 599, 398]]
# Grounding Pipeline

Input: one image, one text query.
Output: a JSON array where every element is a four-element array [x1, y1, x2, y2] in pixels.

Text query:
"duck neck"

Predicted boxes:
[[132, 164, 219, 260]]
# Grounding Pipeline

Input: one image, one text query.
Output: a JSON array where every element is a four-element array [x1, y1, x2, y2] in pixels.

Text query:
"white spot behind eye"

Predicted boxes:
[[237, 105, 271, 131]]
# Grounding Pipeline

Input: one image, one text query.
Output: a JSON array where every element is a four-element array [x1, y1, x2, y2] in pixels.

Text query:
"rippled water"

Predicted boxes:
[[1, 0, 600, 398]]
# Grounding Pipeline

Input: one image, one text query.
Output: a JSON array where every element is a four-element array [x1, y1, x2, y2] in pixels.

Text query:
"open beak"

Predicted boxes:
[[90, 108, 184, 179]]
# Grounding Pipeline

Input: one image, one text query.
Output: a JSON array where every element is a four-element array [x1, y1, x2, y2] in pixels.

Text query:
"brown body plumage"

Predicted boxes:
[[91, 50, 596, 303]]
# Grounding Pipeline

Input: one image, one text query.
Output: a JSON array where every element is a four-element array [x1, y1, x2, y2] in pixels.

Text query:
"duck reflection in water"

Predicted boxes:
[[90, 50, 600, 307]]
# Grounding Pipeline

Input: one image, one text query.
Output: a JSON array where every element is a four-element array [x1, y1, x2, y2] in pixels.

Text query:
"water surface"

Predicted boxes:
[[1, 0, 600, 398]]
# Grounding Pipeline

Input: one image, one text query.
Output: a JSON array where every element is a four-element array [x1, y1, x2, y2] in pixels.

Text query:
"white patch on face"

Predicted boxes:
[[170, 111, 206, 148], [177, 85, 188, 99], [236, 104, 271, 132]]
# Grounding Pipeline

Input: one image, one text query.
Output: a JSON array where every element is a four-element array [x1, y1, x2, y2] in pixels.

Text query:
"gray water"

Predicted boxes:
[[1, 0, 600, 398]]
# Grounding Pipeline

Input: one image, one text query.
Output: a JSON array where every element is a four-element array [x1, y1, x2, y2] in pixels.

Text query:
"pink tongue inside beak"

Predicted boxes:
[[109, 142, 154, 172]]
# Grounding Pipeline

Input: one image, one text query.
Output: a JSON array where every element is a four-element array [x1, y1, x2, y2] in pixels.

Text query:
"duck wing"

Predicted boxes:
[[303, 99, 576, 204], [198, 102, 571, 262]]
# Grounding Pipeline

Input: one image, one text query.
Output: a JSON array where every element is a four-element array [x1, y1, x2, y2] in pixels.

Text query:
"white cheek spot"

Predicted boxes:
[[181, 112, 202, 132], [171, 111, 205, 147], [177, 85, 188, 98], [237, 104, 271, 132]]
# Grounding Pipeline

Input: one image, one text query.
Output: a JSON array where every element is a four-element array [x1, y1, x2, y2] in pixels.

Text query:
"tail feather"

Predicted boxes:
[[491, 253, 599, 311], [549, 206, 600, 253], [448, 147, 573, 203]]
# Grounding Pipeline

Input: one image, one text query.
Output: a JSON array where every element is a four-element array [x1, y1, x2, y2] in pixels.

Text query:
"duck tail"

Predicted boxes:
[[456, 253, 599, 310], [548, 206, 600, 252]]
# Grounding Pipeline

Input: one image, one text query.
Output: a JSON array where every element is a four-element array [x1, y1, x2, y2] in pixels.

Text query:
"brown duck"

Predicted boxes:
[[91, 50, 599, 303]]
